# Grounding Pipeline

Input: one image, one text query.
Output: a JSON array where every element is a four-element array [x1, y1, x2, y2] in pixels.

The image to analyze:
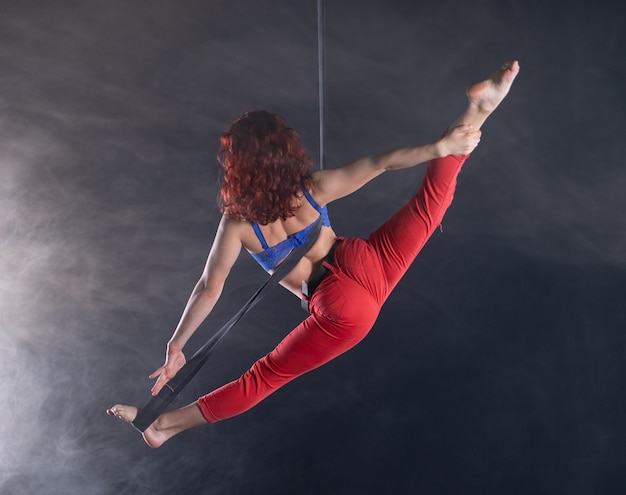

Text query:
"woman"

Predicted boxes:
[[108, 61, 520, 448]]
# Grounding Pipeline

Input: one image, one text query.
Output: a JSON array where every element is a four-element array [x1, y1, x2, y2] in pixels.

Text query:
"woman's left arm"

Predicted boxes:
[[311, 125, 480, 204]]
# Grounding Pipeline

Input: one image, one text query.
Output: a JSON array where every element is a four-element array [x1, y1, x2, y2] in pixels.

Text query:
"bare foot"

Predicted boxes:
[[447, 60, 520, 131], [107, 404, 139, 423], [466, 60, 520, 114], [107, 404, 168, 449]]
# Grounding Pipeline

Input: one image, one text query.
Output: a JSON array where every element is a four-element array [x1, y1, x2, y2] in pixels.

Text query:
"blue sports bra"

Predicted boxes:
[[249, 190, 331, 271]]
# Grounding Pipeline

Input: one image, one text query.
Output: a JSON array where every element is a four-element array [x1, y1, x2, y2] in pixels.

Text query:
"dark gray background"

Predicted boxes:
[[1, 1, 625, 494]]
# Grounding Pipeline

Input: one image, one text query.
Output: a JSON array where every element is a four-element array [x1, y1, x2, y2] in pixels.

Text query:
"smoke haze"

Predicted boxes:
[[1, 0, 625, 493]]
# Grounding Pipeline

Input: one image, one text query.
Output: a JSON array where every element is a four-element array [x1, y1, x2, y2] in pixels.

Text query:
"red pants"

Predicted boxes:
[[198, 152, 469, 422]]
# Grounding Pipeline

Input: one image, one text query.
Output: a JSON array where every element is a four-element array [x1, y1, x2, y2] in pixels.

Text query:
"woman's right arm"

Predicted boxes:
[[149, 215, 243, 396]]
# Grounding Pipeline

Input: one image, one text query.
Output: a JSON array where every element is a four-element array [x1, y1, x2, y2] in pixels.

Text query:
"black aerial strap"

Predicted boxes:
[[132, 216, 323, 431]]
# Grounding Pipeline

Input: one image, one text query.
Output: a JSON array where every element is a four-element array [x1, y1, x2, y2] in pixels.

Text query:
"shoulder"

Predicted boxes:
[[216, 214, 249, 238], [206, 215, 246, 271], [309, 170, 331, 206], [215, 214, 264, 254]]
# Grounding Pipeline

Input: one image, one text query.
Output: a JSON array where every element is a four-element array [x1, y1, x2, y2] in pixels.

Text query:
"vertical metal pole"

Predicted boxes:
[[317, 0, 326, 170]]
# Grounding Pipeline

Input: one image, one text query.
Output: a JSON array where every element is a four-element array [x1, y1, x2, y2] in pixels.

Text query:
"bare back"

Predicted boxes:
[[234, 188, 338, 297]]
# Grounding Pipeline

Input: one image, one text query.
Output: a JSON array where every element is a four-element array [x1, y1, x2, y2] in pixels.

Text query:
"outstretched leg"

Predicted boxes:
[[366, 60, 520, 298], [107, 402, 207, 448]]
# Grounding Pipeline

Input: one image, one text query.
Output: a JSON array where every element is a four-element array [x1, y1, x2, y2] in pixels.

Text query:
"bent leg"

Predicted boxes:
[[198, 271, 380, 422]]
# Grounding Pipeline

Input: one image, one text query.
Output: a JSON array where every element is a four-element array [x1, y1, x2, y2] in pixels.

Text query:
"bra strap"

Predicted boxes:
[[303, 189, 324, 214], [251, 223, 269, 249]]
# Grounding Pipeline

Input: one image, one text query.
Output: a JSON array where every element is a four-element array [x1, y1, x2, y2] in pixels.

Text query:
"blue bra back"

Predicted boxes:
[[249, 190, 331, 271]]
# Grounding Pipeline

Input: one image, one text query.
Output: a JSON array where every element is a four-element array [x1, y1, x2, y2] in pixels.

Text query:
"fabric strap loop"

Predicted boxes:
[[132, 216, 323, 431]]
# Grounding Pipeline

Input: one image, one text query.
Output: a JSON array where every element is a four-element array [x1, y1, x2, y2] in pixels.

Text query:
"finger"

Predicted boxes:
[[149, 367, 165, 379], [151, 374, 170, 396], [151, 381, 163, 396]]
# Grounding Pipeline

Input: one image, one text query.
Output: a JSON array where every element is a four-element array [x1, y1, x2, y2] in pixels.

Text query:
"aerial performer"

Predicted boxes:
[[108, 60, 520, 447]]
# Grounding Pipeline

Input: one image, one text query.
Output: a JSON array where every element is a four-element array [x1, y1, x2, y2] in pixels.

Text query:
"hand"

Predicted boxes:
[[149, 344, 186, 396], [437, 124, 482, 157]]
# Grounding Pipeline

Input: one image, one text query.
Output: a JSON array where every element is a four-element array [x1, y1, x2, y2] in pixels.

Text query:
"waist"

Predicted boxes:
[[301, 238, 341, 312]]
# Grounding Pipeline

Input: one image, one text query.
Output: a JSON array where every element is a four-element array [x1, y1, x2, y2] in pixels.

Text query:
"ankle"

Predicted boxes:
[[151, 414, 168, 433], [466, 99, 492, 117]]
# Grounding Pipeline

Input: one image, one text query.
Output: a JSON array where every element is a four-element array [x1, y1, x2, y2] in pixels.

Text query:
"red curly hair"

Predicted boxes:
[[218, 110, 313, 224]]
